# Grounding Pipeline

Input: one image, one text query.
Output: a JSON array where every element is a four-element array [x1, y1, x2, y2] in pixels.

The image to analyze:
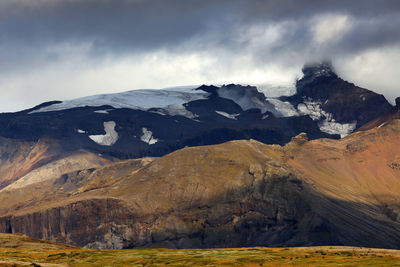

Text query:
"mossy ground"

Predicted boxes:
[[0, 246, 399, 266]]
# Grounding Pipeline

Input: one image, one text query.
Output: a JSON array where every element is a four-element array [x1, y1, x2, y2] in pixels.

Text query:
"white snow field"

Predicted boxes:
[[31, 86, 209, 119]]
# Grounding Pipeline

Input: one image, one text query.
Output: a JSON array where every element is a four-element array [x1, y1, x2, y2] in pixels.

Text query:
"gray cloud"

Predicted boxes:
[[0, 0, 399, 111], [1, 0, 400, 55]]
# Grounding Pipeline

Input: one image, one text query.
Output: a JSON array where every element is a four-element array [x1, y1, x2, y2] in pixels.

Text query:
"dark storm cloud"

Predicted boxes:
[[1, 0, 399, 58], [0, 0, 399, 112]]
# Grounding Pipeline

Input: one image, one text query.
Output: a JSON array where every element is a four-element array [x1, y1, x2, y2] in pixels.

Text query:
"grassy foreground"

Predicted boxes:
[[0, 234, 399, 266], [0, 246, 400, 266]]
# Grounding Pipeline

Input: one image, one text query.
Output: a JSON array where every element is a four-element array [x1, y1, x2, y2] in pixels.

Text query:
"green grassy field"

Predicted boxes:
[[0, 246, 400, 266]]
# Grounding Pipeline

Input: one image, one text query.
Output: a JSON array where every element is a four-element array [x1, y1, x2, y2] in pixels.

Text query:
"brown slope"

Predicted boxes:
[[0, 137, 113, 190], [1, 141, 318, 249], [0, 137, 58, 189], [1, 150, 112, 192], [289, 123, 400, 204], [286, 120, 400, 247], [0, 121, 400, 249], [0, 233, 75, 249]]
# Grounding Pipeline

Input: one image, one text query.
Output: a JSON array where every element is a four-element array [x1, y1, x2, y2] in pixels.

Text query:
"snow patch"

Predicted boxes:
[[215, 110, 240, 120], [94, 110, 109, 114], [30, 87, 209, 119], [141, 127, 158, 145], [267, 98, 299, 117], [297, 100, 356, 137], [89, 121, 119, 146], [77, 129, 86, 134], [297, 101, 325, 120], [262, 114, 270, 120], [319, 121, 357, 138], [257, 84, 296, 98]]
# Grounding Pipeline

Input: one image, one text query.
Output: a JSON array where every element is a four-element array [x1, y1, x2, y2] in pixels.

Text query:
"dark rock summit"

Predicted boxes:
[[282, 62, 392, 129], [296, 61, 338, 90]]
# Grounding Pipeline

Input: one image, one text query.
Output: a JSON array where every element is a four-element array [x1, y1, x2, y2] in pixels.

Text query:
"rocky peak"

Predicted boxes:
[[301, 61, 337, 80], [396, 97, 400, 108], [294, 61, 338, 95]]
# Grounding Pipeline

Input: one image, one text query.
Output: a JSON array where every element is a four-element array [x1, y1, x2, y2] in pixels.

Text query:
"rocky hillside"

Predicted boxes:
[[0, 137, 113, 191], [1, 117, 400, 249]]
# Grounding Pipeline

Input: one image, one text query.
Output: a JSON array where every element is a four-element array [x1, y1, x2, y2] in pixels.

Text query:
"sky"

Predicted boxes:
[[0, 0, 399, 112]]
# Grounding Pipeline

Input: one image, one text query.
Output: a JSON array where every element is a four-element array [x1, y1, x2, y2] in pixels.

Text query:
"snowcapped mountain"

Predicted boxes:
[[281, 61, 392, 136], [0, 62, 396, 250], [0, 62, 392, 159]]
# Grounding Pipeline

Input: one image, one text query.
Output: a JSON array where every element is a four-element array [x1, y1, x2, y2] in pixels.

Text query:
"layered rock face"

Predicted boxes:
[[1, 119, 400, 249]]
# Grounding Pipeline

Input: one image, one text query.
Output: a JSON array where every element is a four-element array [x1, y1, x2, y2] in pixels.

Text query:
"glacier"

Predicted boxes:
[[31, 86, 209, 119]]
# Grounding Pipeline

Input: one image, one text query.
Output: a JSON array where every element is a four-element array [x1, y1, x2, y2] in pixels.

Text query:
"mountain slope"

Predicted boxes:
[[1, 118, 400, 249], [358, 97, 400, 131], [0, 137, 63, 189], [0, 136, 113, 192]]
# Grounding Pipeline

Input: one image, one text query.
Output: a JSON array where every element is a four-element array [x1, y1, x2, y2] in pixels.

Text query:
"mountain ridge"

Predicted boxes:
[[1, 117, 400, 249], [0, 63, 392, 162]]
